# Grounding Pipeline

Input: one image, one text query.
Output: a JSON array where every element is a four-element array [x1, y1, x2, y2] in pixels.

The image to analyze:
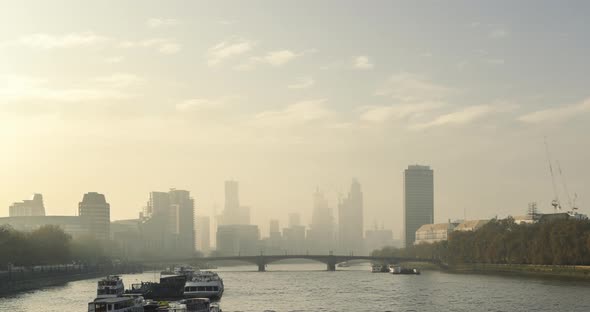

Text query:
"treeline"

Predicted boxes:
[[372, 218, 590, 266], [0, 225, 108, 267]]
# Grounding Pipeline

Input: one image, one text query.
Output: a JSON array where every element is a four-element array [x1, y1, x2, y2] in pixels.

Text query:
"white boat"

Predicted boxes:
[[371, 264, 390, 273], [183, 271, 224, 299], [88, 296, 144, 312], [97, 275, 125, 298]]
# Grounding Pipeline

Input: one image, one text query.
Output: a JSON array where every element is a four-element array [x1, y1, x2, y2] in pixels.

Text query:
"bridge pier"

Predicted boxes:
[[327, 263, 336, 271], [258, 263, 266, 272]]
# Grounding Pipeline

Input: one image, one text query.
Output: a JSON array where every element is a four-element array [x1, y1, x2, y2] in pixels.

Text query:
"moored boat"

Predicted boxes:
[[97, 275, 125, 299], [371, 263, 391, 273], [391, 265, 420, 275], [88, 296, 144, 312], [183, 271, 224, 300]]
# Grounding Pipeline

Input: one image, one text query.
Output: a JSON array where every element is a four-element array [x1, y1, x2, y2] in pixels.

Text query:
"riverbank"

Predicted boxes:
[[404, 262, 590, 280], [0, 264, 143, 296], [448, 263, 590, 280]]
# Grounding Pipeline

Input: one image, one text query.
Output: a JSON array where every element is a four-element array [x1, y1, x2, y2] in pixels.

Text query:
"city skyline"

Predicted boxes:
[[1, 0, 589, 237]]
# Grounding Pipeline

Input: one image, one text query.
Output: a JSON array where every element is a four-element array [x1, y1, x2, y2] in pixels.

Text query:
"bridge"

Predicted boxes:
[[188, 254, 435, 272]]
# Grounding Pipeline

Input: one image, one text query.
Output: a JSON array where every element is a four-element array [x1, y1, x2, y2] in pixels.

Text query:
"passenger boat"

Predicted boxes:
[[97, 275, 125, 298], [371, 264, 390, 273], [337, 262, 350, 267], [183, 271, 224, 300], [143, 298, 220, 312], [88, 296, 144, 312], [127, 275, 187, 301], [391, 265, 421, 275]]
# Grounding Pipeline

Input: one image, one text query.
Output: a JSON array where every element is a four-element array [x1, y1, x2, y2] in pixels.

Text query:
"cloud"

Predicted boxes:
[[0, 75, 136, 104], [518, 98, 590, 124], [218, 20, 237, 25], [489, 28, 509, 39], [104, 56, 124, 64], [376, 73, 455, 102], [353, 55, 374, 70], [176, 96, 240, 113], [206, 38, 254, 66], [411, 103, 516, 130], [359, 102, 444, 123], [485, 58, 505, 65], [120, 38, 182, 54], [288, 77, 315, 89], [94, 73, 144, 88], [9, 32, 109, 49], [146, 18, 180, 28], [251, 99, 332, 128], [236, 49, 306, 70]]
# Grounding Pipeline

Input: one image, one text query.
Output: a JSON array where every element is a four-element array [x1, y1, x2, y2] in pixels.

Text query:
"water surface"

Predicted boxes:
[[1, 262, 589, 311]]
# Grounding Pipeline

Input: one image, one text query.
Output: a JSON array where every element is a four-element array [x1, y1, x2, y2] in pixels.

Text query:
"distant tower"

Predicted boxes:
[[308, 188, 335, 253], [338, 179, 364, 254], [404, 165, 434, 247], [196, 216, 211, 255], [78, 192, 110, 240], [169, 189, 196, 255], [288, 213, 301, 228], [222, 180, 240, 225]]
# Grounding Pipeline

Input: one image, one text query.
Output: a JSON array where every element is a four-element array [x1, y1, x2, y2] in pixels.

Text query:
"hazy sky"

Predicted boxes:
[[1, 1, 589, 237]]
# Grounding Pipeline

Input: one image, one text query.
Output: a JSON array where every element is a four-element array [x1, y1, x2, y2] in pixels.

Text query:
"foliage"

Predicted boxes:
[[372, 218, 590, 266], [0, 225, 110, 267]]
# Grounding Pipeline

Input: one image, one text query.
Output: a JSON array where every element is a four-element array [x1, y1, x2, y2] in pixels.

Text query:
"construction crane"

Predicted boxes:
[[557, 160, 574, 210], [544, 137, 561, 211]]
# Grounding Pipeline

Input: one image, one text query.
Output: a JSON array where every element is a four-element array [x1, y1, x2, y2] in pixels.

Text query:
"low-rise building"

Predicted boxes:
[[454, 220, 489, 232], [414, 222, 457, 245]]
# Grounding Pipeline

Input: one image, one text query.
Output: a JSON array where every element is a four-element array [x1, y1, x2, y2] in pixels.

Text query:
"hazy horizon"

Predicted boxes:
[[1, 0, 589, 236]]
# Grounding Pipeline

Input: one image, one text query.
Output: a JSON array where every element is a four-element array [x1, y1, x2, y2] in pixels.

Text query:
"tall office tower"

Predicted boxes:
[[404, 165, 434, 247], [269, 219, 280, 235], [338, 179, 364, 254], [288, 213, 301, 228], [169, 189, 195, 255], [9, 193, 46, 217], [147, 191, 171, 219], [219, 180, 242, 225], [78, 192, 110, 240], [308, 188, 335, 253], [196, 216, 211, 255]]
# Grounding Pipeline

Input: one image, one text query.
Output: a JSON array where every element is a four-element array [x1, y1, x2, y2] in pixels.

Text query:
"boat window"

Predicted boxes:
[[212, 286, 218, 291], [206, 286, 213, 291], [197, 286, 206, 291]]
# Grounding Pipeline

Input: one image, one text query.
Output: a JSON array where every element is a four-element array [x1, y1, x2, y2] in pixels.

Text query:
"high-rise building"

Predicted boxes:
[[196, 216, 211, 255], [219, 180, 251, 225], [216, 224, 260, 256], [269, 219, 280, 235], [404, 165, 434, 247], [222, 180, 240, 225], [338, 179, 364, 254], [307, 188, 335, 253], [141, 189, 195, 255], [169, 189, 195, 255], [78, 192, 110, 240], [288, 213, 301, 228], [9, 193, 46, 217]]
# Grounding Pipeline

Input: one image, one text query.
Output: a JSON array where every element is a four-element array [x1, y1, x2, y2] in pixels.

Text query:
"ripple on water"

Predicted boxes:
[[1, 264, 590, 311]]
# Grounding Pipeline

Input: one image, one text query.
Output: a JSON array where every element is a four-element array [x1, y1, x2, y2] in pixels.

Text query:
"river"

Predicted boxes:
[[1, 262, 590, 311]]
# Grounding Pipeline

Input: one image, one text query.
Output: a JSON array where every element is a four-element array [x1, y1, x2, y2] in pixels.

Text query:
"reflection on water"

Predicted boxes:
[[2, 262, 590, 311]]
